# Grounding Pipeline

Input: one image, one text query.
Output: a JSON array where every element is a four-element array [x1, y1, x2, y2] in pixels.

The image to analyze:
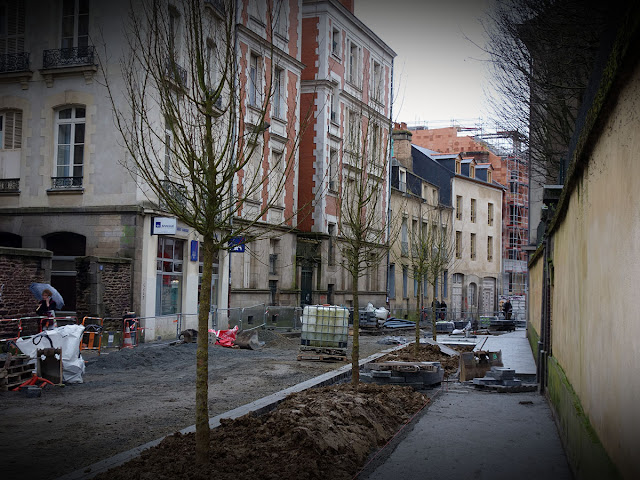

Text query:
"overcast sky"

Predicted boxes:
[[354, 0, 495, 128]]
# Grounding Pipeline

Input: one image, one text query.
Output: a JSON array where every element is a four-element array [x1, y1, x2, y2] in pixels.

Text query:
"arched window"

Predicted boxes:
[[54, 105, 85, 188], [0, 232, 22, 248]]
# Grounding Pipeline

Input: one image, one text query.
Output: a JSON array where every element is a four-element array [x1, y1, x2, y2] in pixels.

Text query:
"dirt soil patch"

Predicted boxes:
[[94, 383, 428, 480], [0, 330, 409, 479], [376, 343, 471, 376]]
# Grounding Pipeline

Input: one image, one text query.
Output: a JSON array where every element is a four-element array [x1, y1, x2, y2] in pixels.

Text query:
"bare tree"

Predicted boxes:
[[99, 0, 304, 463], [481, 0, 609, 183], [397, 203, 456, 351], [335, 107, 392, 386]]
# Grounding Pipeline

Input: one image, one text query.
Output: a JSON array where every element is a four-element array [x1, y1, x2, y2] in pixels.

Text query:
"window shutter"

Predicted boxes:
[[5, 111, 13, 149], [13, 110, 21, 148]]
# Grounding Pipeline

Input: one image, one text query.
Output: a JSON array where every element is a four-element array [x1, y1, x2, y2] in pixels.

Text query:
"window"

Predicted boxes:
[[270, 150, 283, 206], [402, 266, 408, 298], [272, 67, 283, 118], [164, 126, 172, 178], [455, 195, 462, 220], [370, 123, 380, 165], [156, 237, 184, 315], [413, 269, 418, 297], [401, 217, 408, 256], [455, 231, 462, 258], [488, 203, 494, 226], [348, 39, 360, 86], [455, 159, 461, 174], [62, 0, 89, 50], [54, 106, 85, 187], [249, 53, 260, 106], [470, 198, 476, 223], [0, 110, 22, 149], [469, 165, 475, 178], [433, 189, 438, 205], [411, 219, 418, 256], [487, 170, 492, 183], [388, 264, 395, 299], [372, 60, 382, 101], [206, 38, 218, 88], [273, 0, 287, 37], [330, 89, 339, 123], [328, 223, 335, 265], [0, 1, 25, 57], [329, 149, 338, 191], [399, 168, 406, 192], [331, 27, 340, 56], [269, 280, 278, 305], [443, 270, 448, 298], [470, 233, 476, 260], [346, 109, 359, 150], [487, 236, 493, 261]]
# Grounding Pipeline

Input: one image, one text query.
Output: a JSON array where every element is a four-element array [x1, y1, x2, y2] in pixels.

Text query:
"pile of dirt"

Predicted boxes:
[[94, 383, 429, 480], [376, 343, 461, 376]]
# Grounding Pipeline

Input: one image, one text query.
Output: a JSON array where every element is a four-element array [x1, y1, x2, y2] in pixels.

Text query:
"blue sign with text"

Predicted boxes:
[[229, 237, 245, 253]]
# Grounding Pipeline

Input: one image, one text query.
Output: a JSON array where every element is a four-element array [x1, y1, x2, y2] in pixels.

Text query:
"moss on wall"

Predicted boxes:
[[546, 356, 620, 480]]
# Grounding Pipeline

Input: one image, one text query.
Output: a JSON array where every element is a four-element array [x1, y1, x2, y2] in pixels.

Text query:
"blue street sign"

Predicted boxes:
[[190, 240, 198, 261], [229, 236, 245, 252]]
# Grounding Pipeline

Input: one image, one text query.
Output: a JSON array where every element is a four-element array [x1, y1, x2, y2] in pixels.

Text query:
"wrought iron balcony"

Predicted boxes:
[[0, 178, 20, 192], [51, 176, 83, 188], [160, 179, 188, 210], [42, 46, 96, 69], [165, 58, 187, 87], [0, 52, 30, 73]]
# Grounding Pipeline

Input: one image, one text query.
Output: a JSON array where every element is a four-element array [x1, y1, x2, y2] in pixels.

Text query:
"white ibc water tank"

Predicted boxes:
[[301, 305, 348, 349]]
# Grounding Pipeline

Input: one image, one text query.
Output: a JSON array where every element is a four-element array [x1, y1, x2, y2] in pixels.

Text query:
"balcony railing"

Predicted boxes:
[[43, 46, 96, 69], [160, 179, 188, 210], [51, 176, 83, 188], [165, 58, 187, 87], [0, 52, 30, 73], [0, 178, 20, 192]]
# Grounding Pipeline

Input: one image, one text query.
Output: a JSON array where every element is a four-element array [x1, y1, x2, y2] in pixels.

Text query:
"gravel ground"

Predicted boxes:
[[0, 329, 409, 480]]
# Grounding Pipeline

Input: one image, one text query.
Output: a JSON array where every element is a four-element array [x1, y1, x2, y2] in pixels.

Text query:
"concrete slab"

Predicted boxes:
[[360, 386, 572, 480], [474, 329, 537, 376]]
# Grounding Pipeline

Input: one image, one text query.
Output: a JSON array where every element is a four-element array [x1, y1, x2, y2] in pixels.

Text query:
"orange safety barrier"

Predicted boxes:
[[54, 316, 78, 327], [122, 317, 139, 349], [80, 317, 104, 353]]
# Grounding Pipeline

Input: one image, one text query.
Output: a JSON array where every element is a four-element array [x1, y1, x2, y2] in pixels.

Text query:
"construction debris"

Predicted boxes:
[[363, 360, 444, 387], [459, 350, 503, 381], [1, 354, 34, 391]]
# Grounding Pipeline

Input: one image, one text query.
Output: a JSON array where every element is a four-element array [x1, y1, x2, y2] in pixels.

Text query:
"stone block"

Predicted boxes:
[[371, 370, 392, 378]]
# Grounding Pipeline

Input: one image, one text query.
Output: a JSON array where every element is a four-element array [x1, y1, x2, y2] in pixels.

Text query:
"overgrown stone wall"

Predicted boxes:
[[0, 247, 52, 318], [75, 256, 132, 319]]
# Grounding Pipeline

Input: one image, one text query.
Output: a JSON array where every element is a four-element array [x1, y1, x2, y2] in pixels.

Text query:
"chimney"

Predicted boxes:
[[393, 127, 412, 169], [339, 0, 354, 13]]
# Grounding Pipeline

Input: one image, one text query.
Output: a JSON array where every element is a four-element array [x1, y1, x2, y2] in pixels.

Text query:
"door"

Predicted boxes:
[[451, 273, 463, 321], [301, 267, 313, 306], [482, 277, 496, 315]]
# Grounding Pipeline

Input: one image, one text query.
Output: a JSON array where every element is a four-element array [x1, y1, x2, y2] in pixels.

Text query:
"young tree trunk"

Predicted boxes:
[[351, 270, 360, 388], [195, 237, 214, 463], [415, 280, 422, 356], [431, 283, 438, 341]]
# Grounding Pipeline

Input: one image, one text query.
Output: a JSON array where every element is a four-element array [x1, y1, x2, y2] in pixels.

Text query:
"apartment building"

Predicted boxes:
[[0, 0, 301, 335], [392, 127, 503, 319], [298, 0, 395, 308], [409, 124, 528, 302]]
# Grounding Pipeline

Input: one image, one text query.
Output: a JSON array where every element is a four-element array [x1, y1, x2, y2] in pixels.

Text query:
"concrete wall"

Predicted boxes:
[[527, 251, 543, 352], [550, 57, 640, 479]]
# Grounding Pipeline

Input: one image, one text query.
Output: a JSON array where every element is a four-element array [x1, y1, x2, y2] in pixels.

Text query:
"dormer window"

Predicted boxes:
[[455, 159, 461, 174], [399, 168, 406, 192], [470, 165, 475, 178], [487, 170, 492, 183]]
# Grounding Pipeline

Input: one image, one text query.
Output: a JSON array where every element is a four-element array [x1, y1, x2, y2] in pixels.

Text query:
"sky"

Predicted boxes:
[[354, 0, 495, 129]]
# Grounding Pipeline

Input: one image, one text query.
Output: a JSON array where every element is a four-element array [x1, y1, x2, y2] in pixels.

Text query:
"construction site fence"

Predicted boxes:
[[214, 305, 303, 332]]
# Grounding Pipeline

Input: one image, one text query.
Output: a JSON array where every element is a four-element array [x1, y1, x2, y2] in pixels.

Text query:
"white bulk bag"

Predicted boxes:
[[16, 324, 86, 383]]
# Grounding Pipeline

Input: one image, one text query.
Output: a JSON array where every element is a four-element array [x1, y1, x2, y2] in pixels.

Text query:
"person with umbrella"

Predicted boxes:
[[35, 289, 57, 330]]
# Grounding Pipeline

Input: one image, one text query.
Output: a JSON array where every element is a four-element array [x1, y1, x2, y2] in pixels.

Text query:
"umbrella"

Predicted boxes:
[[29, 283, 65, 310]]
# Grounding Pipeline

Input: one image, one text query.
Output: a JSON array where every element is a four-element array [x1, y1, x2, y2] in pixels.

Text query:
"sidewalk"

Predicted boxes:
[[358, 328, 572, 480]]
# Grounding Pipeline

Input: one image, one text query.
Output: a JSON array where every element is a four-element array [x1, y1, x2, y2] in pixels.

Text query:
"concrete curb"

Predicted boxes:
[[57, 343, 407, 480]]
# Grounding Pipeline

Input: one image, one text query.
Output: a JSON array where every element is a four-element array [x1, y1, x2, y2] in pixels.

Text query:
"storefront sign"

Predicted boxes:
[[151, 217, 177, 235]]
